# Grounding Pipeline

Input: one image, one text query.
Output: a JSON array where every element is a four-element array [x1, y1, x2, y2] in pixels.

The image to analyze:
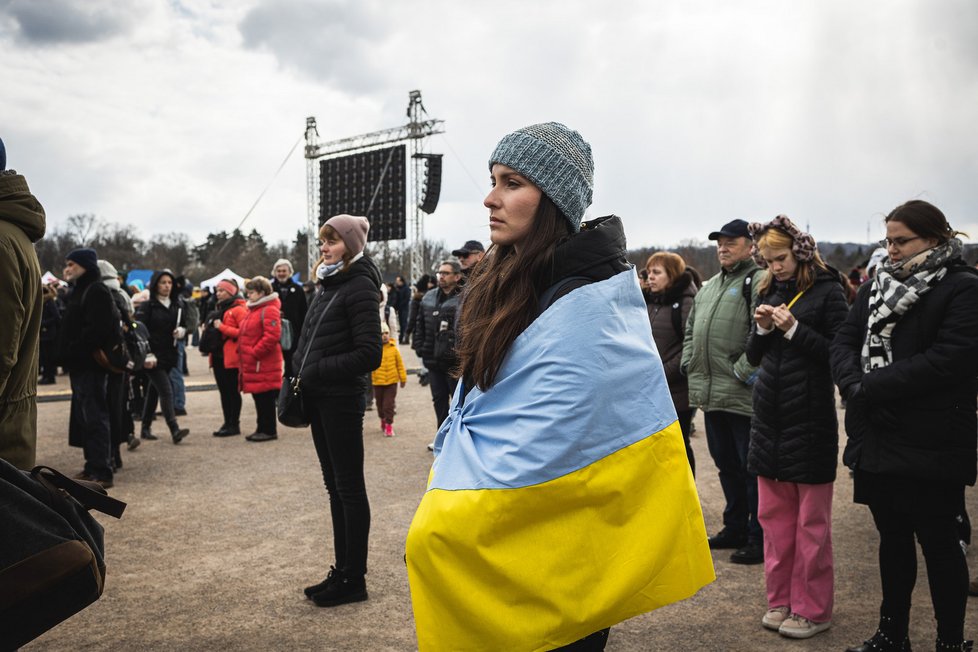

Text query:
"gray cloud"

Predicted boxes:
[[0, 0, 148, 45], [240, 0, 390, 94]]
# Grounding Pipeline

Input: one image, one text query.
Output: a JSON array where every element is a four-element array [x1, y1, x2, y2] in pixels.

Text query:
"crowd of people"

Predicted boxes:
[[4, 125, 978, 652]]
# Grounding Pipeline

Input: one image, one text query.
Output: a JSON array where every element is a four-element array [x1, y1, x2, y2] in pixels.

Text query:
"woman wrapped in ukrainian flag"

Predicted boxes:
[[406, 122, 715, 651]]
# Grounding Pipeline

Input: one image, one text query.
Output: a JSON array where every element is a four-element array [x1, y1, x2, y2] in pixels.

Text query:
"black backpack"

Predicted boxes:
[[123, 320, 151, 371], [198, 309, 224, 355]]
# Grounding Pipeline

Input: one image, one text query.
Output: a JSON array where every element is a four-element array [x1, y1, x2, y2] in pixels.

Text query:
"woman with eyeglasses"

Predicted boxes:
[[405, 123, 713, 651], [831, 200, 978, 652]]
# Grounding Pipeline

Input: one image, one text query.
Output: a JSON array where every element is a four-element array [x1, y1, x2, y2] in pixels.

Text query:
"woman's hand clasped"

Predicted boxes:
[[754, 304, 775, 330], [770, 305, 796, 332]]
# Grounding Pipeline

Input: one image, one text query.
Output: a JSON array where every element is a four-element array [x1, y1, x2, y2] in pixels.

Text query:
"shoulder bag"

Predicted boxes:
[[278, 292, 338, 428]]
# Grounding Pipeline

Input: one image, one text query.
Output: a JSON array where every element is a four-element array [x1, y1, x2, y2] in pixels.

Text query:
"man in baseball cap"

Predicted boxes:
[[451, 240, 485, 282]]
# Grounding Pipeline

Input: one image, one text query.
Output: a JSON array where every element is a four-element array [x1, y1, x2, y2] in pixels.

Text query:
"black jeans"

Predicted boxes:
[[870, 497, 968, 641], [69, 368, 112, 481], [309, 393, 370, 576], [251, 389, 278, 435], [676, 408, 695, 477], [106, 372, 126, 466], [141, 366, 177, 432], [703, 410, 761, 542], [213, 362, 241, 428], [427, 367, 458, 428]]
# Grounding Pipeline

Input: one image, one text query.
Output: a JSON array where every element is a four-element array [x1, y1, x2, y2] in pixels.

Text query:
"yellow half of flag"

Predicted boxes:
[[406, 420, 715, 652]]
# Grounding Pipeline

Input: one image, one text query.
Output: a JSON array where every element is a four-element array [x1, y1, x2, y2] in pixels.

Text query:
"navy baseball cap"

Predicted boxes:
[[708, 219, 750, 240]]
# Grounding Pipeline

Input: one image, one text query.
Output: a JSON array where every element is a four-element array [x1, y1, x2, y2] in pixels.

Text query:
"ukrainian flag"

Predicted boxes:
[[406, 270, 715, 651]]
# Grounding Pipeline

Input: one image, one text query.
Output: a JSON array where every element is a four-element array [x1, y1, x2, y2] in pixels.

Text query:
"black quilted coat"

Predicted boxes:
[[830, 263, 978, 486], [746, 269, 849, 484], [292, 256, 382, 398]]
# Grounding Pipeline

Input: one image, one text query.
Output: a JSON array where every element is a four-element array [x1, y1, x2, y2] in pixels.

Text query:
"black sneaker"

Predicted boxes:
[[246, 432, 278, 442], [708, 528, 747, 550], [304, 566, 339, 599], [171, 428, 190, 444], [140, 429, 159, 441], [213, 425, 241, 437], [174, 408, 187, 416], [311, 570, 367, 607], [730, 541, 764, 565], [127, 434, 141, 451]]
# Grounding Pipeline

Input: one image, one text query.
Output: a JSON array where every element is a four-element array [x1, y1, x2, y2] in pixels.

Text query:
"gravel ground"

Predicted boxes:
[[24, 348, 978, 651]]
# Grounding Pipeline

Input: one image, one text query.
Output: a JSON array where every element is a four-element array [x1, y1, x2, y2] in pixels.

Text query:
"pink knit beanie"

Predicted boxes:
[[324, 214, 369, 256]]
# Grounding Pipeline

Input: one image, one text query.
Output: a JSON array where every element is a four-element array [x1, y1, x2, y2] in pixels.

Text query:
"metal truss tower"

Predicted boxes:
[[304, 90, 444, 281]]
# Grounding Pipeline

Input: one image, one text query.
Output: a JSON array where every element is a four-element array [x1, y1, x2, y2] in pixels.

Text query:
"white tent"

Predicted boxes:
[[199, 268, 247, 291]]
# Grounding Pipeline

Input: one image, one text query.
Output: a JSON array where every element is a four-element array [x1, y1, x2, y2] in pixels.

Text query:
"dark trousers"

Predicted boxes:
[[373, 384, 398, 424], [69, 368, 112, 481], [283, 346, 296, 379], [141, 366, 177, 432], [427, 367, 458, 428], [213, 363, 241, 428], [704, 410, 761, 542], [106, 372, 126, 467], [251, 389, 278, 435], [39, 340, 58, 381], [870, 498, 968, 641], [676, 408, 695, 477], [309, 393, 370, 576]]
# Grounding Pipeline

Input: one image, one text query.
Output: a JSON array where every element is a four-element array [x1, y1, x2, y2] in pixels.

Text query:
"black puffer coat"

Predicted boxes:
[[292, 256, 382, 398], [272, 276, 308, 355], [746, 269, 849, 484], [830, 262, 978, 486]]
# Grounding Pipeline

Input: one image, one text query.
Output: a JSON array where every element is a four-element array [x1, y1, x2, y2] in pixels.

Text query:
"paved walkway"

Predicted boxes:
[[24, 348, 978, 651]]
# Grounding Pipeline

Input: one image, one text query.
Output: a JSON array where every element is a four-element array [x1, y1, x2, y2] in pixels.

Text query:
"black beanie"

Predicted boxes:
[[66, 248, 99, 273]]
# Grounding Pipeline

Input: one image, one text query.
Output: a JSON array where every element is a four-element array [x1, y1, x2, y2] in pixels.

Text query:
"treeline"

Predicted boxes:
[[39, 213, 976, 284], [34, 214, 450, 282]]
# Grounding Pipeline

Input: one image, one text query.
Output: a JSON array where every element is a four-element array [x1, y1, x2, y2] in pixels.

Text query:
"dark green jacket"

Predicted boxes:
[[0, 172, 46, 469], [681, 257, 760, 416]]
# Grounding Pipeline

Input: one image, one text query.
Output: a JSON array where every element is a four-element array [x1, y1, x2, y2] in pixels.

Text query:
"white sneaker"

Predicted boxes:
[[761, 606, 790, 631], [779, 614, 831, 639], [426, 441, 435, 452]]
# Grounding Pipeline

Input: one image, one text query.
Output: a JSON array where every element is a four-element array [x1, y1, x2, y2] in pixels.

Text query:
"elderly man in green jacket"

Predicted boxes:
[[0, 137, 46, 470], [681, 219, 763, 565]]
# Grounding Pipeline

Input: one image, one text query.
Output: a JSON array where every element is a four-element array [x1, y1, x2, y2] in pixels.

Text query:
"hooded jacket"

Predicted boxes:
[[135, 270, 192, 371], [237, 293, 284, 394], [745, 269, 849, 484], [831, 261, 978, 487], [292, 255, 383, 398], [372, 337, 407, 387], [681, 257, 761, 416], [0, 171, 45, 469], [646, 271, 698, 412]]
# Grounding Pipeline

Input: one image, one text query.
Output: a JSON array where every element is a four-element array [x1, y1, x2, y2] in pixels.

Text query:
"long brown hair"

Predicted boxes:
[[457, 196, 571, 389], [755, 228, 827, 295]]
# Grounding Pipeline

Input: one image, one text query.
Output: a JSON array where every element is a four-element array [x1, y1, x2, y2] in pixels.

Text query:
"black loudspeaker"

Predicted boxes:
[[417, 154, 443, 215], [319, 145, 407, 241]]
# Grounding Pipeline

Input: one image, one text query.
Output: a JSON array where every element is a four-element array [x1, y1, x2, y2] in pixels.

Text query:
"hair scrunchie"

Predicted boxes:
[[748, 215, 817, 268]]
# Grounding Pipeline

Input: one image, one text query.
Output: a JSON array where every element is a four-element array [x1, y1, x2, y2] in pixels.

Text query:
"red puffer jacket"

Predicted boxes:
[[237, 294, 284, 394]]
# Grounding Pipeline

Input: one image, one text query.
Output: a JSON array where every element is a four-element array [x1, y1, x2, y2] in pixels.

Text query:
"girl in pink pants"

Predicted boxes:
[[744, 216, 849, 640]]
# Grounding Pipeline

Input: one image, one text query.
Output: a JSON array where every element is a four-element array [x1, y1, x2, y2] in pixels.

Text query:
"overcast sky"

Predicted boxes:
[[3, 0, 977, 263]]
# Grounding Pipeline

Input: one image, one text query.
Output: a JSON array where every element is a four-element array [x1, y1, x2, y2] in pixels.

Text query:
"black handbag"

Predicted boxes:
[[0, 460, 126, 649], [278, 292, 337, 428]]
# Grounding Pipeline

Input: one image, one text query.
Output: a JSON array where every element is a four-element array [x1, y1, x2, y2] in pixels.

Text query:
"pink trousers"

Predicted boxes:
[[757, 477, 834, 622]]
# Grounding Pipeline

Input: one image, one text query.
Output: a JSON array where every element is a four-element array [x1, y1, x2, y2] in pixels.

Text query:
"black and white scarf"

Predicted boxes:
[[862, 238, 961, 372]]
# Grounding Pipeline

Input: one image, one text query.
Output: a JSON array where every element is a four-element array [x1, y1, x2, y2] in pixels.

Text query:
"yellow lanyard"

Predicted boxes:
[[786, 290, 805, 309]]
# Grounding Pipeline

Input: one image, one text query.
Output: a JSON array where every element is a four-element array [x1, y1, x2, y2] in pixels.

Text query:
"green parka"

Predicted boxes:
[[680, 257, 760, 416], [0, 172, 46, 469]]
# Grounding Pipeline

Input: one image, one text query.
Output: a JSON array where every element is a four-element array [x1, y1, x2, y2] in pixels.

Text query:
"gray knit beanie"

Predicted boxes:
[[324, 214, 369, 256], [489, 122, 593, 232]]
